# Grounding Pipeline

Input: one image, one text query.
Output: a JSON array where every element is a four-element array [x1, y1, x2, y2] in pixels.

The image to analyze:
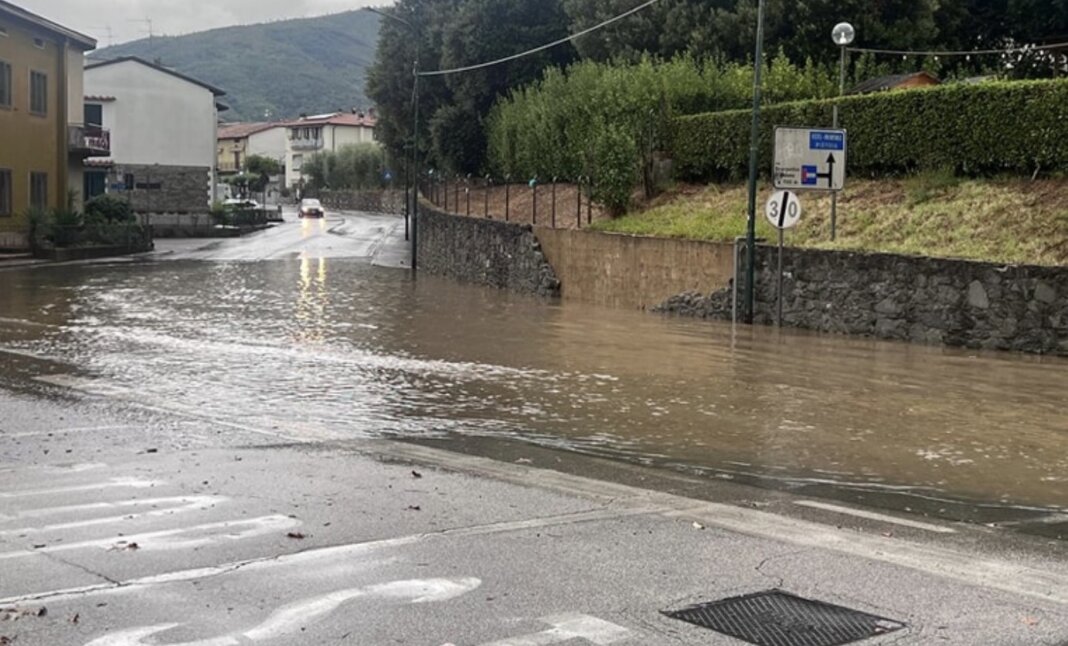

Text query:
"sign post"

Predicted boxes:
[[765, 190, 803, 327]]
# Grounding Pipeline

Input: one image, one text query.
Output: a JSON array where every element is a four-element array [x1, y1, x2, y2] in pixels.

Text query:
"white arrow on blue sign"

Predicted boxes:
[[773, 127, 847, 192]]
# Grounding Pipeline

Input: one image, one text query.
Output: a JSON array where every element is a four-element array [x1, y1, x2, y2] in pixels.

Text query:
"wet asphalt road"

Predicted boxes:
[[2, 209, 1068, 645]]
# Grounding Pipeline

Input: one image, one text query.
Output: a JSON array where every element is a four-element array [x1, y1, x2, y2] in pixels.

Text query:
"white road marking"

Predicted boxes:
[[793, 500, 957, 534], [0, 495, 225, 536], [0, 515, 299, 560], [0, 507, 659, 605], [478, 613, 631, 645], [83, 577, 482, 646], [0, 477, 162, 499]]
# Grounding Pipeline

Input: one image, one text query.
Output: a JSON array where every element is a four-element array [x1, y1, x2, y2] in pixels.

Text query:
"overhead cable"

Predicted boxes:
[[847, 41, 1068, 57], [419, 0, 662, 77]]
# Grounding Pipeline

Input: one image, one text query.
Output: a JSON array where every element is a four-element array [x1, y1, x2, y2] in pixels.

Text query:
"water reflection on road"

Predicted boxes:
[[1, 249, 1067, 517]]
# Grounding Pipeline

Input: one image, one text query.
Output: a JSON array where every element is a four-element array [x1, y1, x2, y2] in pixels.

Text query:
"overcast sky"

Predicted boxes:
[[19, 0, 391, 46]]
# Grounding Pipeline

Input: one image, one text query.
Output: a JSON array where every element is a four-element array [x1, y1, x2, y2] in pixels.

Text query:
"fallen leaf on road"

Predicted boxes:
[[411, 470, 423, 479], [145, 448, 158, 454], [0, 635, 12, 644], [107, 542, 139, 552], [1022, 616, 1039, 626], [69, 613, 79, 624], [692, 521, 705, 530], [286, 532, 306, 540], [407, 505, 422, 511]]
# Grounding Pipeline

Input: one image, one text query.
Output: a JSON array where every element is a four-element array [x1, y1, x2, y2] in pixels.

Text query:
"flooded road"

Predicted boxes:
[[2, 211, 1067, 525]]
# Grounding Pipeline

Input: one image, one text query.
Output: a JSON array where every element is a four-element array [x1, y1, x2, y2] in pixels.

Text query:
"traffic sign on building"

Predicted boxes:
[[773, 127, 847, 191]]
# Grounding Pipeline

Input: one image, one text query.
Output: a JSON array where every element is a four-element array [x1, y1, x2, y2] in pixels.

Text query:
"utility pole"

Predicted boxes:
[[743, 0, 767, 324]]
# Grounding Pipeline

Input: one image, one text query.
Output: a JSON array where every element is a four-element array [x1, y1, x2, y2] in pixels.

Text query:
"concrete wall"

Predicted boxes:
[[536, 228, 736, 310], [416, 203, 560, 297], [85, 60, 216, 169], [657, 245, 1068, 356]]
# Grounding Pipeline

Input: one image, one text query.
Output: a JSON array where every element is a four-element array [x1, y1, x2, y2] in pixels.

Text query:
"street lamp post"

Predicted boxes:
[[831, 22, 855, 242], [743, 0, 767, 325], [365, 7, 420, 270]]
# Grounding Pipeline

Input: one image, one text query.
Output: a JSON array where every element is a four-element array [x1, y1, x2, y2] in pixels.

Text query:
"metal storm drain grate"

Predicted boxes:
[[662, 589, 905, 646]]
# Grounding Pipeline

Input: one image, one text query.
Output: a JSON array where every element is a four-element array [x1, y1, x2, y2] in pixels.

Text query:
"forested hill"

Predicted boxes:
[[89, 11, 381, 121]]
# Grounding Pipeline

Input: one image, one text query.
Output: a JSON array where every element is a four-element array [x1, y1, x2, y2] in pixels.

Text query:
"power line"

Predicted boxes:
[[419, 0, 663, 77], [847, 40, 1068, 57]]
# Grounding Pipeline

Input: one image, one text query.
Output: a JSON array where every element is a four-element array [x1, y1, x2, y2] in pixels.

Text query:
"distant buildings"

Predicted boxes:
[[848, 71, 940, 95], [217, 122, 287, 176], [84, 56, 226, 215], [0, 0, 97, 250], [283, 111, 377, 190]]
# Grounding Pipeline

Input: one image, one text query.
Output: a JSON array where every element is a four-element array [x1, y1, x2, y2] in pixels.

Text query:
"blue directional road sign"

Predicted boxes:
[[773, 127, 847, 191]]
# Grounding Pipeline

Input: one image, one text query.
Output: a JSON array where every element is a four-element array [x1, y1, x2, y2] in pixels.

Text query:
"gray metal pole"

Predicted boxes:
[[743, 0, 767, 325], [831, 45, 846, 242], [411, 57, 419, 272], [777, 228, 784, 327]]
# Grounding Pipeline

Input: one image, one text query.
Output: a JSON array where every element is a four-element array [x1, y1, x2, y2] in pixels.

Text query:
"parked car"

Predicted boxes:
[[223, 198, 262, 211], [299, 199, 325, 219]]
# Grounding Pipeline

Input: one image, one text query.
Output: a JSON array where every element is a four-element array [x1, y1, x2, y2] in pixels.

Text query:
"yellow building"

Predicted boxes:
[[0, 1, 96, 250]]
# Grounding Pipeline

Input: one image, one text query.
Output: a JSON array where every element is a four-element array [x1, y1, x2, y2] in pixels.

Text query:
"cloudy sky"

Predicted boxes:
[[20, 0, 391, 46]]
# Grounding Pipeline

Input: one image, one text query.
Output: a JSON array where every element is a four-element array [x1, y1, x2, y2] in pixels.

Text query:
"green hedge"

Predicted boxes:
[[671, 79, 1068, 181]]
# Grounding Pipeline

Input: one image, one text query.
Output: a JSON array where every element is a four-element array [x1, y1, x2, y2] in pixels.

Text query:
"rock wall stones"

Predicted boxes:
[[105, 164, 211, 214], [416, 203, 560, 298], [657, 245, 1068, 356], [317, 190, 405, 215]]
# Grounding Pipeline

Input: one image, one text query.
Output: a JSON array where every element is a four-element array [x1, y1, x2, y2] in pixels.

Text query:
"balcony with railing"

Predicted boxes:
[[290, 138, 324, 151], [68, 124, 111, 156]]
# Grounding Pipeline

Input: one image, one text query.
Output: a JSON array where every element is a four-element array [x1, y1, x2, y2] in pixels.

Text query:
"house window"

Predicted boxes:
[[30, 172, 48, 210], [233, 152, 241, 170], [292, 155, 303, 171], [0, 61, 10, 108], [30, 71, 47, 115], [85, 103, 103, 126], [0, 170, 11, 217], [124, 173, 135, 190]]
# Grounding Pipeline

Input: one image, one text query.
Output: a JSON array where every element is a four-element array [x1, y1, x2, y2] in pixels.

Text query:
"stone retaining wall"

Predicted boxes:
[[106, 164, 212, 214], [416, 203, 560, 297], [318, 190, 405, 215], [657, 245, 1068, 355]]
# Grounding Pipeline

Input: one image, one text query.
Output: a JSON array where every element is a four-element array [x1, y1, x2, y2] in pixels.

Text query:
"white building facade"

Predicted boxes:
[[284, 111, 377, 189], [84, 56, 225, 214]]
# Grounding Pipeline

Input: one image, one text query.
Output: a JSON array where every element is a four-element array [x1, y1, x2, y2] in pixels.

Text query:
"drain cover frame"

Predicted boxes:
[[662, 589, 905, 646]]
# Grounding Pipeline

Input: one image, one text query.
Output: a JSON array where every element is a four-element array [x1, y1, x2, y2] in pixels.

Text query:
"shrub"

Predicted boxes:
[[85, 194, 134, 223], [671, 78, 1068, 181], [486, 53, 835, 213]]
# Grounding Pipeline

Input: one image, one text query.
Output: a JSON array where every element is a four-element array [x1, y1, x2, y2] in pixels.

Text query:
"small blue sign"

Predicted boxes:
[[383, 170, 393, 182], [801, 165, 819, 185], [110, 183, 126, 192], [810, 131, 845, 151]]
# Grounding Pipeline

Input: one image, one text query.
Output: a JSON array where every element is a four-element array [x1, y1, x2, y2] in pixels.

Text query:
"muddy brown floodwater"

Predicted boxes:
[[1, 257, 1067, 523]]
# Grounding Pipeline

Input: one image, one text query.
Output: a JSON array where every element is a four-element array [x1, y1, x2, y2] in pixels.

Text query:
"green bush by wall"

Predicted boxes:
[[671, 79, 1068, 181]]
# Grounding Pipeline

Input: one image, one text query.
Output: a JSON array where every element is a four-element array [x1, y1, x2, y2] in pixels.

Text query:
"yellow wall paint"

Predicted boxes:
[[0, 15, 64, 242]]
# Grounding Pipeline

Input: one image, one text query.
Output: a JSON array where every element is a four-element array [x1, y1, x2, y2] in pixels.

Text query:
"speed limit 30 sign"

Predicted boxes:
[[765, 190, 802, 230]]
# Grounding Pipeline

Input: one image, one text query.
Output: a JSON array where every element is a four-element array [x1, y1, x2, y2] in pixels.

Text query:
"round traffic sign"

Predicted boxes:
[[765, 190, 802, 230]]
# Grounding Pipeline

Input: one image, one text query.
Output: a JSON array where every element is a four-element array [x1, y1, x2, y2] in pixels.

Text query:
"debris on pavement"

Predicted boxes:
[[411, 470, 423, 479], [286, 532, 306, 540], [407, 505, 422, 511], [107, 541, 140, 552], [1, 607, 46, 621]]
